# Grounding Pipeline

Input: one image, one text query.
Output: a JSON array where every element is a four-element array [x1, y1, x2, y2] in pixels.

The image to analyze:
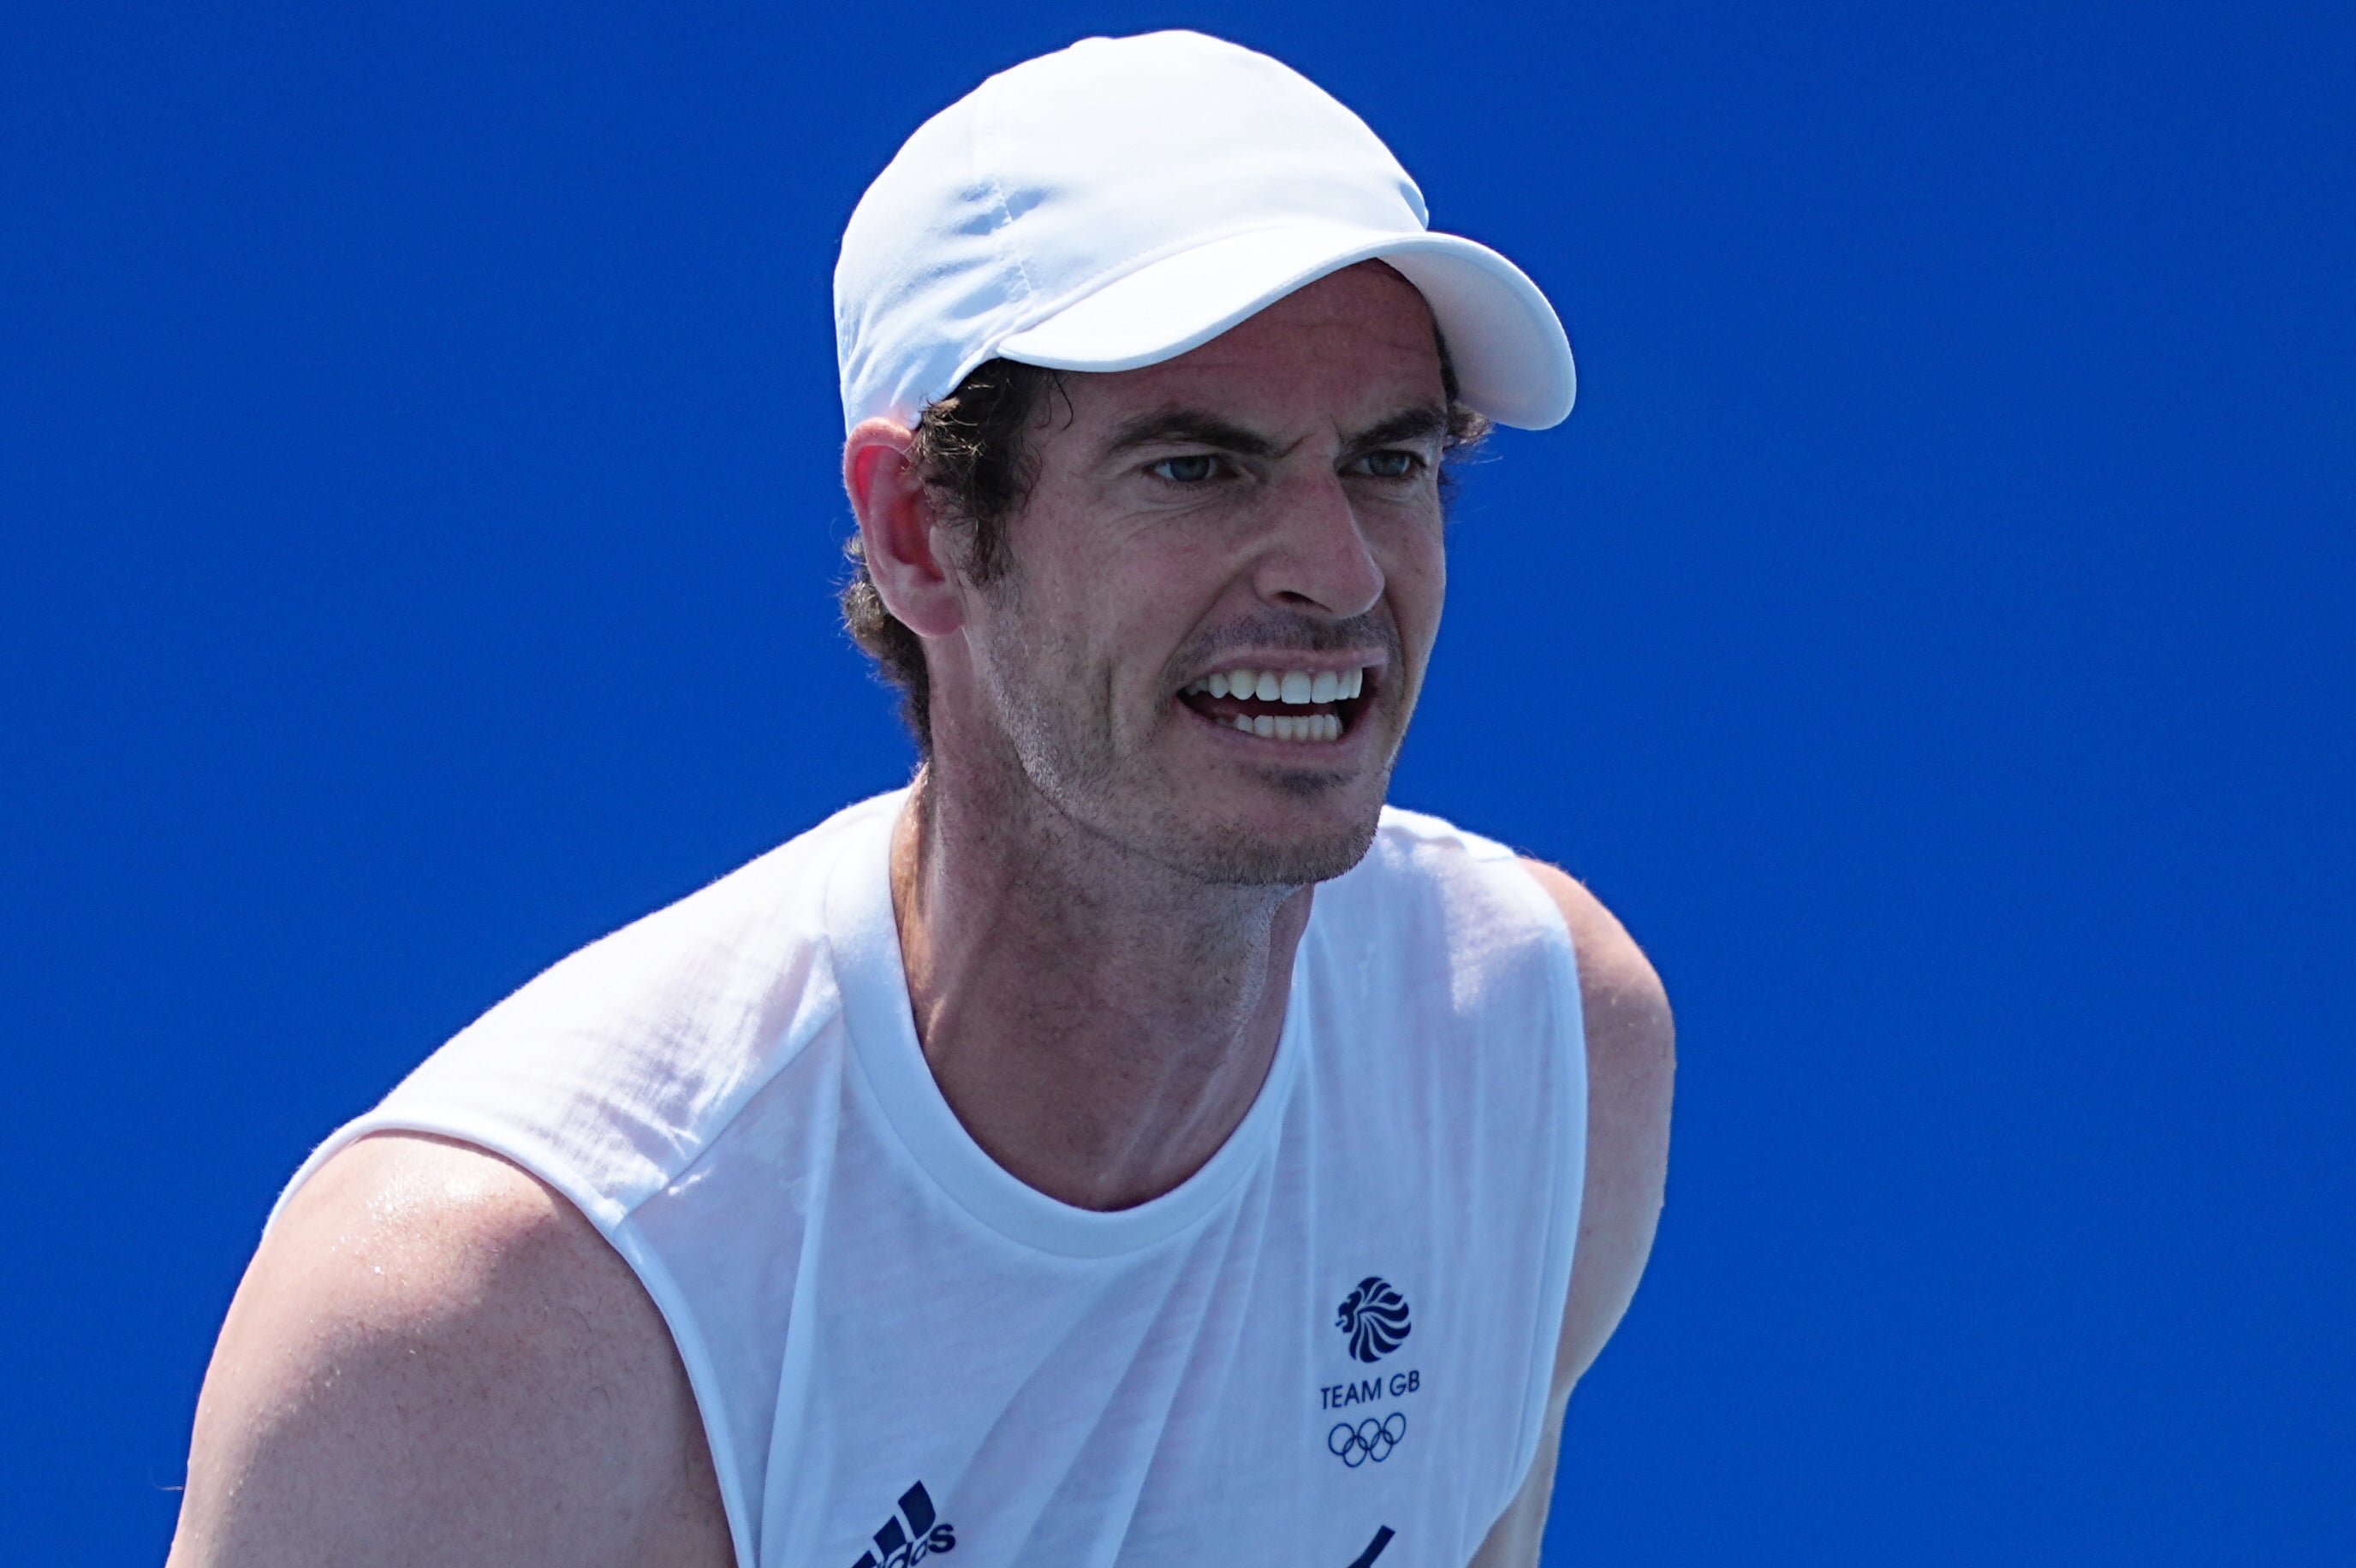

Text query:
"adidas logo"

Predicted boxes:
[[850, 1482, 955, 1568]]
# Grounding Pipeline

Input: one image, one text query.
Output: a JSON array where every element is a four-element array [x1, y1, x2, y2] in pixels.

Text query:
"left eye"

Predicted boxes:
[[1355, 451, 1419, 478], [1150, 454, 1220, 483]]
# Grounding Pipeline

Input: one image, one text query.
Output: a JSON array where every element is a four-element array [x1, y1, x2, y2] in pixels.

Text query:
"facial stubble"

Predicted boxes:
[[970, 573, 1411, 890]]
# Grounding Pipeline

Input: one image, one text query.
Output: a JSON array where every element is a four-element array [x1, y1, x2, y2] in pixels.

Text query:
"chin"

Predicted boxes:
[[1158, 783, 1386, 888], [1193, 831, 1378, 888]]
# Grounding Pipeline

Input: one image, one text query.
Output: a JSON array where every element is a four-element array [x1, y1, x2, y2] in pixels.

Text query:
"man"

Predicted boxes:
[[170, 32, 1671, 1568]]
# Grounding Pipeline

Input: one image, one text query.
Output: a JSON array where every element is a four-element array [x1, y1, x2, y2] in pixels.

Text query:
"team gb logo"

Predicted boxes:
[[1336, 1276, 1413, 1363]]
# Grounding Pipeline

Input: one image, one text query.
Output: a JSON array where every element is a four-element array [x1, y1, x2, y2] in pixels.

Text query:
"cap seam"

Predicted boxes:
[[988, 171, 1038, 305], [971, 78, 1038, 309]]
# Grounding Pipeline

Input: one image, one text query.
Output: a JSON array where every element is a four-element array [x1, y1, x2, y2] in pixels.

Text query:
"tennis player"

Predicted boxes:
[[170, 32, 1673, 1568]]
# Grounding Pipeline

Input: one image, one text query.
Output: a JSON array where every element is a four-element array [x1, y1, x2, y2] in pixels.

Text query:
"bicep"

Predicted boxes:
[[1464, 1386, 1569, 1567], [169, 1133, 729, 1568]]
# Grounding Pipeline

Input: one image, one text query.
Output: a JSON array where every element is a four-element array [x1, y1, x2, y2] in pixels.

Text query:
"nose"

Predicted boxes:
[[1251, 469, 1385, 621]]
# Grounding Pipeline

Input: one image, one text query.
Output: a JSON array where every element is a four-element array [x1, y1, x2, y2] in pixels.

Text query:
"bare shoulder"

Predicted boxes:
[[1514, 858, 1675, 1387], [170, 1132, 731, 1568], [1515, 859, 1671, 1038]]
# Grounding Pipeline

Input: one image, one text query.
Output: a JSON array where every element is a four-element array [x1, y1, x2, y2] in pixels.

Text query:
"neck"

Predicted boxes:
[[889, 763, 1311, 1212]]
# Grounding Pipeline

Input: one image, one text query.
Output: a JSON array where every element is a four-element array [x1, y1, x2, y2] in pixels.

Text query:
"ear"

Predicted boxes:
[[843, 419, 966, 638]]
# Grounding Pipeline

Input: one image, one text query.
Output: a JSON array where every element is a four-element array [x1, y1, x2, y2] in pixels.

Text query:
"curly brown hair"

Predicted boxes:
[[840, 342, 1490, 753]]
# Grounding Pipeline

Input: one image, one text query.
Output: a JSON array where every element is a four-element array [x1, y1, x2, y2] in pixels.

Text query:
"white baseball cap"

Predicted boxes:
[[834, 30, 1576, 436]]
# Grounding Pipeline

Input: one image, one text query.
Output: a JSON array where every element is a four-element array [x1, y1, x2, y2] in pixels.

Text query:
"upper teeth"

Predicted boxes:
[[1185, 667, 1365, 703]]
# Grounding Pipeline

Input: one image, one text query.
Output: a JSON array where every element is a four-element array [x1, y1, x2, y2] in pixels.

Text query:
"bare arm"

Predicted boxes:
[[1469, 861, 1676, 1565], [168, 1132, 733, 1568]]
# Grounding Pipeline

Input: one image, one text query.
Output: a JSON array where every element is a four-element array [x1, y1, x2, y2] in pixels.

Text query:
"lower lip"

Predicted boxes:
[[1176, 695, 1371, 757]]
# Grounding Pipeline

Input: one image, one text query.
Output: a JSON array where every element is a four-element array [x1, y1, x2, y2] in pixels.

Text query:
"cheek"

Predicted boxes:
[[973, 549, 1165, 716], [1383, 522, 1449, 643]]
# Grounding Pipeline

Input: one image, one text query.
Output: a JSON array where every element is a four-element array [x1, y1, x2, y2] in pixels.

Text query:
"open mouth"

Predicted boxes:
[[1175, 664, 1375, 745]]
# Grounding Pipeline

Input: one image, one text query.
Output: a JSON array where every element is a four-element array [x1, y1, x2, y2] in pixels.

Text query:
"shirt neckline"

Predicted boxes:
[[824, 788, 1306, 1259]]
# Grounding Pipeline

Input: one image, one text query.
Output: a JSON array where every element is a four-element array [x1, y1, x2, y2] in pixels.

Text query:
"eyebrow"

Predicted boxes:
[[1343, 406, 1449, 454], [1099, 402, 1451, 462], [1103, 407, 1286, 460]]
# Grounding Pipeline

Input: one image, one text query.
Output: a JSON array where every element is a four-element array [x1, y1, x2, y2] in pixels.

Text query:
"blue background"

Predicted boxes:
[[4, 2, 2350, 1561]]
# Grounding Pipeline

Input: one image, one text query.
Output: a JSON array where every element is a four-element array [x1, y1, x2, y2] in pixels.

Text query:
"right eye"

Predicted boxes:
[[1149, 454, 1220, 484]]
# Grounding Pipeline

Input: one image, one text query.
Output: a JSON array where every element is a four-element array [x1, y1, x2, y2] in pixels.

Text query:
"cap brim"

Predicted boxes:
[[992, 224, 1574, 429]]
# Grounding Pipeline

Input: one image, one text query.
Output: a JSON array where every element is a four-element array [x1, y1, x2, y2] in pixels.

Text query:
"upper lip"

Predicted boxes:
[[1186, 653, 1387, 683]]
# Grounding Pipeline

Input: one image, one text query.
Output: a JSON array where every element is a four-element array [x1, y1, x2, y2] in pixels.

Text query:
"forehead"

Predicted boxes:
[[1056, 262, 1447, 434]]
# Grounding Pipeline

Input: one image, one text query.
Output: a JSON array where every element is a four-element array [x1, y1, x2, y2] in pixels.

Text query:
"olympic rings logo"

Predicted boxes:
[[1328, 1411, 1407, 1467]]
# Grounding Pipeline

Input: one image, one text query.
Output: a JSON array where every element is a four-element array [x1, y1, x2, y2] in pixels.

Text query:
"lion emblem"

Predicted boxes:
[[1335, 1275, 1413, 1363]]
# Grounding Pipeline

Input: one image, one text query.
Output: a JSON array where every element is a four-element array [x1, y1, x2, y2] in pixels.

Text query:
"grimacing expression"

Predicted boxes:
[[948, 263, 1452, 887]]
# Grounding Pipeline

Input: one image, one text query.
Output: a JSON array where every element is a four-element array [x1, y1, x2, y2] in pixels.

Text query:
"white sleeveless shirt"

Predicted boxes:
[[273, 791, 1586, 1568]]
